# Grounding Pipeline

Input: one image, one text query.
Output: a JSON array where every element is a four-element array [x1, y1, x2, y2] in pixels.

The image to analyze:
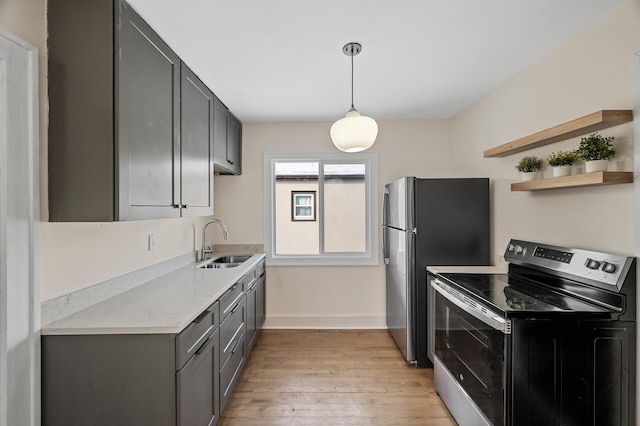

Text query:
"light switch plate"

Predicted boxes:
[[148, 233, 157, 251]]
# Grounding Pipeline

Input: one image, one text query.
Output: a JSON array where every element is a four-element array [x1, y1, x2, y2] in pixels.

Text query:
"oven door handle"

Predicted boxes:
[[431, 279, 511, 334]]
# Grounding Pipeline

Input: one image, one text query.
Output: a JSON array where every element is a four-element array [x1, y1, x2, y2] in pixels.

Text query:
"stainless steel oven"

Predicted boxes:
[[434, 280, 508, 425], [431, 240, 636, 426]]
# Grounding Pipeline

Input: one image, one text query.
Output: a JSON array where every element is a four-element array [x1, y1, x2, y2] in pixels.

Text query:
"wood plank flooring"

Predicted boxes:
[[219, 330, 456, 425]]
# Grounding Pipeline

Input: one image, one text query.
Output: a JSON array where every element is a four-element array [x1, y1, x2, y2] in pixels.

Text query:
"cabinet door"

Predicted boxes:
[[213, 97, 230, 171], [177, 328, 220, 426], [246, 285, 257, 353], [213, 97, 241, 175], [118, 1, 181, 220], [180, 63, 214, 217], [256, 275, 266, 330], [226, 114, 242, 175]]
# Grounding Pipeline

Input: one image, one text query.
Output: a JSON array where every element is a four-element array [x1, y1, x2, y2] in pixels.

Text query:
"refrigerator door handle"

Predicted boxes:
[[383, 226, 390, 264], [383, 188, 390, 264]]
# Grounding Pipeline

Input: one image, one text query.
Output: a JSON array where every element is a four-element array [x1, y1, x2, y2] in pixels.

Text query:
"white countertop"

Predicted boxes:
[[427, 265, 508, 275], [41, 254, 265, 336]]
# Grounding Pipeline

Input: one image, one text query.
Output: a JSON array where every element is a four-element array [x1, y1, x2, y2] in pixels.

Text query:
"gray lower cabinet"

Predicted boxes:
[[42, 302, 221, 426], [48, 0, 215, 221], [246, 268, 266, 354], [213, 96, 242, 175], [177, 328, 220, 426], [256, 274, 266, 330], [246, 282, 257, 353], [219, 297, 247, 412], [42, 262, 266, 425]]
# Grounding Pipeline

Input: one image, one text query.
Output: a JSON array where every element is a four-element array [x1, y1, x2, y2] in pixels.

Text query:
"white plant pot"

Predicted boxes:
[[521, 171, 537, 181], [552, 165, 572, 177], [585, 160, 609, 173]]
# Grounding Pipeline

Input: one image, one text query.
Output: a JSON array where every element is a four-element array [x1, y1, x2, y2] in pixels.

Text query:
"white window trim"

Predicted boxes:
[[264, 152, 379, 266]]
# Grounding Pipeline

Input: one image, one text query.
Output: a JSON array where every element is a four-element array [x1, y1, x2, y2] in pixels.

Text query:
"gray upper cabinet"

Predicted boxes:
[[118, 1, 181, 220], [213, 97, 242, 175], [48, 0, 214, 221], [180, 63, 215, 217]]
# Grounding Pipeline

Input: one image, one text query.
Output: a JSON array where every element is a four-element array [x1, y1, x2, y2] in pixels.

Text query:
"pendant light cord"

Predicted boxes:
[[350, 46, 355, 108]]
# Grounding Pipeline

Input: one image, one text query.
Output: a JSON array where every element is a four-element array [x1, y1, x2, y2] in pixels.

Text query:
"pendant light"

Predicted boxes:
[[330, 42, 378, 153]]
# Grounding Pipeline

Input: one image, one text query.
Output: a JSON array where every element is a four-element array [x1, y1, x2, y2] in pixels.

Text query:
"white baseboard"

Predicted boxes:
[[263, 315, 386, 329]]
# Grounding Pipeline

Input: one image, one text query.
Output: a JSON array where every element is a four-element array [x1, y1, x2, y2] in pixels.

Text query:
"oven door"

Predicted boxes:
[[433, 280, 507, 426]]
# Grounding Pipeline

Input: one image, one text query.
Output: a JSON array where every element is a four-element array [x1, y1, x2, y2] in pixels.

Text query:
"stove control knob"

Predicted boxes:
[[601, 262, 617, 274], [585, 258, 601, 270], [507, 244, 515, 252], [515, 245, 524, 254]]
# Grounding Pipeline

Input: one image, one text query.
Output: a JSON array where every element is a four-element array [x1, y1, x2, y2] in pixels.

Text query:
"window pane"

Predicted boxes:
[[295, 206, 312, 217], [324, 164, 366, 253], [264, 152, 378, 266], [275, 162, 319, 254]]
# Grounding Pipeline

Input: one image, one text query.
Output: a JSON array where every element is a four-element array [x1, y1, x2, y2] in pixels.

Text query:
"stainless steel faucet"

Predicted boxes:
[[199, 219, 230, 262]]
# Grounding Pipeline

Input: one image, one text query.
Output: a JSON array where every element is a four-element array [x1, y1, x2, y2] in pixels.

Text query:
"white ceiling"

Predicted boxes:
[[127, 0, 623, 123]]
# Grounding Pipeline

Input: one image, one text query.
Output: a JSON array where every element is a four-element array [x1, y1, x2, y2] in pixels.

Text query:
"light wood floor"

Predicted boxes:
[[219, 329, 456, 425]]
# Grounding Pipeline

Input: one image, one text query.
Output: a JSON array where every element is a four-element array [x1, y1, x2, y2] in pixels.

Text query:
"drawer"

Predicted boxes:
[[219, 279, 245, 320], [175, 301, 219, 370], [246, 261, 265, 291], [220, 295, 246, 367], [220, 330, 246, 412], [254, 260, 265, 278]]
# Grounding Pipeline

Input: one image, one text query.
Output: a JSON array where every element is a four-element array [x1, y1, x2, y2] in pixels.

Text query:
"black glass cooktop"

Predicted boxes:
[[438, 273, 612, 316]]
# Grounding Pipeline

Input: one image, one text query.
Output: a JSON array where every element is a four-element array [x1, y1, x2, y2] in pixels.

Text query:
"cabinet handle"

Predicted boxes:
[[247, 277, 257, 290], [195, 337, 212, 355], [230, 339, 241, 354], [231, 302, 241, 313], [194, 309, 212, 323], [181, 204, 188, 209], [172, 204, 180, 209]]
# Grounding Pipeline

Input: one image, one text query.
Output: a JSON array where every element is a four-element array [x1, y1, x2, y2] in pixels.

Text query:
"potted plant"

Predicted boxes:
[[576, 133, 615, 173], [546, 150, 578, 177], [515, 156, 542, 181]]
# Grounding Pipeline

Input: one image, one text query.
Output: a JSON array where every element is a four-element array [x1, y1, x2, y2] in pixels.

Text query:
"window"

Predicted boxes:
[[292, 191, 316, 221], [264, 152, 379, 266]]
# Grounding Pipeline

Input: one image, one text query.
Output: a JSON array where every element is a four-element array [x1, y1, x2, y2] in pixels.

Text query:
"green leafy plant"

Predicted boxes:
[[515, 156, 542, 172], [546, 150, 578, 167], [576, 133, 615, 161]]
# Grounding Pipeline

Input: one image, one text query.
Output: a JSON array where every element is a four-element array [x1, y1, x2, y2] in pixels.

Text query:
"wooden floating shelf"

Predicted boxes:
[[511, 172, 634, 192], [484, 110, 633, 158]]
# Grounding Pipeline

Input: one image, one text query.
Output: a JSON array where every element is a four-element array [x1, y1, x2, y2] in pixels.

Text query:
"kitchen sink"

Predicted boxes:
[[196, 254, 253, 269], [211, 255, 252, 264], [200, 262, 241, 269]]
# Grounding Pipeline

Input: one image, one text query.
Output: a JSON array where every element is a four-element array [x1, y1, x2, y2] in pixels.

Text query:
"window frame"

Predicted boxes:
[[291, 191, 316, 221], [264, 152, 379, 266]]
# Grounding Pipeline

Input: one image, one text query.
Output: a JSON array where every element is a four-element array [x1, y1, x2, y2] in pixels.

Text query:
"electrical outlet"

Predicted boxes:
[[148, 233, 157, 251]]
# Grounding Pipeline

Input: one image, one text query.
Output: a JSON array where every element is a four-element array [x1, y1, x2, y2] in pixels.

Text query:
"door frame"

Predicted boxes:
[[633, 51, 640, 426], [0, 27, 40, 426]]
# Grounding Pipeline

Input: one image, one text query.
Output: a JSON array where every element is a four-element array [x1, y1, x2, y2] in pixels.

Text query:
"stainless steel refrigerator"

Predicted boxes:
[[383, 177, 490, 367]]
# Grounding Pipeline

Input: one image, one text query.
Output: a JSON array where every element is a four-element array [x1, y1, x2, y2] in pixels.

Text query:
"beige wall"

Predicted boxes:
[[7, 0, 638, 325], [215, 120, 452, 327], [451, 0, 640, 260]]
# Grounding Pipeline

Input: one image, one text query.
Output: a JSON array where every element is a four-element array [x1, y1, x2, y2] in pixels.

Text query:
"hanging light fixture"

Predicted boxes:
[[330, 42, 378, 153]]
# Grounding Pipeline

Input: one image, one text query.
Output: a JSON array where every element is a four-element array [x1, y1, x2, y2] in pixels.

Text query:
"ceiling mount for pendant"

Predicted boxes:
[[330, 42, 378, 153], [342, 42, 362, 57]]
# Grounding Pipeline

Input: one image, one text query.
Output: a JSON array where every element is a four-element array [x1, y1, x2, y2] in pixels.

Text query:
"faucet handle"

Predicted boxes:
[[203, 245, 213, 254]]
